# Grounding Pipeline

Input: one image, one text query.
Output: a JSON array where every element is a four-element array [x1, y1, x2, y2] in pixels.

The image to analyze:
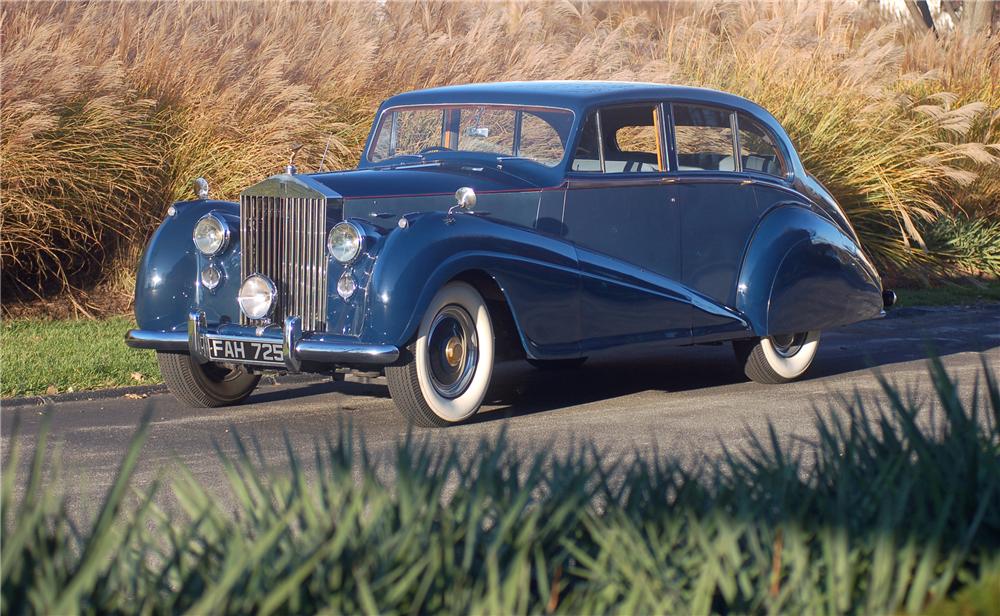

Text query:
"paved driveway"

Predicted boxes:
[[3, 305, 997, 521]]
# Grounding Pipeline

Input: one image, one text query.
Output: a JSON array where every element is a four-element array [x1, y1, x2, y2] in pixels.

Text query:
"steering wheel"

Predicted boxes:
[[419, 145, 453, 154]]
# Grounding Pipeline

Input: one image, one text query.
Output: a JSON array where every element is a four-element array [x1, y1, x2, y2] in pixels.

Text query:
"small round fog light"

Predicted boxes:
[[238, 274, 276, 320], [200, 265, 222, 291], [337, 272, 357, 300]]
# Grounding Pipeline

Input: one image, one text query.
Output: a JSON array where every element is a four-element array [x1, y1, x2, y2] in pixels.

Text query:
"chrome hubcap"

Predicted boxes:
[[770, 332, 807, 358], [427, 305, 478, 398]]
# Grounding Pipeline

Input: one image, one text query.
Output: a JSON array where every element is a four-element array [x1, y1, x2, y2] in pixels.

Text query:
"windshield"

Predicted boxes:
[[367, 105, 574, 167]]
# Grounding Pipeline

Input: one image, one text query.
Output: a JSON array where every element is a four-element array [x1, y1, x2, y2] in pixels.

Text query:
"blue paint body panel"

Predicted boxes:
[[133, 81, 885, 369]]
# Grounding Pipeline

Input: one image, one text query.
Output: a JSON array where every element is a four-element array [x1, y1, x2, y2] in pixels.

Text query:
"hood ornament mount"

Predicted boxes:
[[286, 142, 304, 175]]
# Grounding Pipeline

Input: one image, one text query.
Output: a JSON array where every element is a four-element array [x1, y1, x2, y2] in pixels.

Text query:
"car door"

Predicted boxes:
[[669, 103, 761, 340], [562, 103, 691, 351]]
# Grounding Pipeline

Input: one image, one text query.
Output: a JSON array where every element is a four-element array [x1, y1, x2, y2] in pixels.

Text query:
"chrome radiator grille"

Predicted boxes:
[[240, 194, 328, 331]]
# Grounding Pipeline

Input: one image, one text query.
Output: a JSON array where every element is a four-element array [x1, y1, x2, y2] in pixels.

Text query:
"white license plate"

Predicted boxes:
[[207, 338, 284, 366]]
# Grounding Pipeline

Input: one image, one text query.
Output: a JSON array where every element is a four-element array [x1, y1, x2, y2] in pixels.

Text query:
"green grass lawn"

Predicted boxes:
[[1, 316, 160, 397], [893, 280, 1000, 307]]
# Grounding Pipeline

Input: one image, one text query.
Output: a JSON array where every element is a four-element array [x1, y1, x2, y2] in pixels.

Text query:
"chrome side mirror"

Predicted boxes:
[[454, 187, 476, 211]]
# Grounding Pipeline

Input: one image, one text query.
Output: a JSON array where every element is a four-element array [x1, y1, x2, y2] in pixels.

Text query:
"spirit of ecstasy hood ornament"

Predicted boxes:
[[286, 142, 304, 175]]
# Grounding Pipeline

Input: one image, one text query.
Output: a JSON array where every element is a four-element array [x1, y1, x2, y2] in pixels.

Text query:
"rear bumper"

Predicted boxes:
[[125, 310, 399, 372], [882, 289, 897, 308]]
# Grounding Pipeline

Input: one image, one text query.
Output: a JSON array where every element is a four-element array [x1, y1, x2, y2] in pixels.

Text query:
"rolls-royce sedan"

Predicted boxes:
[[126, 81, 893, 426]]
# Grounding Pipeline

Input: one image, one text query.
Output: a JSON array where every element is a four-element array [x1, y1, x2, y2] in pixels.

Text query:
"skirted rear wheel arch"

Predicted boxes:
[[735, 204, 884, 337]]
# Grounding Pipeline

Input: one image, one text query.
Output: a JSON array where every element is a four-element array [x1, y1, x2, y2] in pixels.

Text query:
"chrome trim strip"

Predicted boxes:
[[125, 329, 187, 351], [565, 176, 668, 189]]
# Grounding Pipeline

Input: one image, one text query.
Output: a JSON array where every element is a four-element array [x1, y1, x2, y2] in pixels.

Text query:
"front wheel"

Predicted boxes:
[[156, 352, 260, 407], [386, 282, 495, 427], [733, 331, 821, 384]]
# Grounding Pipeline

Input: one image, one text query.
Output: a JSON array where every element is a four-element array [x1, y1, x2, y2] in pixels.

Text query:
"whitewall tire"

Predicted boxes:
[[734, 331, 821, 384], [386, 282, 495, 427]]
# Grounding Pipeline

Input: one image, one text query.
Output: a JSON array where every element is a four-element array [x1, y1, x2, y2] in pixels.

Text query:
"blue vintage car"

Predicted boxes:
[[126, 81, 893, 426]]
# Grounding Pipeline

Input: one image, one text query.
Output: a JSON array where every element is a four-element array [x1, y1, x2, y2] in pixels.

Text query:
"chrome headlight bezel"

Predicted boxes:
[[327, 221, 364, 264], [193, 212, 230, 256], [237, 274, 277, 320]]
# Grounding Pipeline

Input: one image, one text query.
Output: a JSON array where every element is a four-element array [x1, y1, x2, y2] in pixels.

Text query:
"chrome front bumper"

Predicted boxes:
[[125, 311, 399, 372]]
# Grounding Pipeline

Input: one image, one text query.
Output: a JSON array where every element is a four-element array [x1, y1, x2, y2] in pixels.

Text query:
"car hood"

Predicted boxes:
[[308, 164, 543, 200]]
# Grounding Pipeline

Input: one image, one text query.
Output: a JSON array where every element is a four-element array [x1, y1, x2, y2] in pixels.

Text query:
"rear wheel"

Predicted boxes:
[[733, 331, 821, 384], [386, 282, 495, 427], [157, 352, 260, 407]]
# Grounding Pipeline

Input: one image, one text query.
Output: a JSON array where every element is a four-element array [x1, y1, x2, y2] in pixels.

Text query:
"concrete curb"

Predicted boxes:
[[1, 373, 327, 409]]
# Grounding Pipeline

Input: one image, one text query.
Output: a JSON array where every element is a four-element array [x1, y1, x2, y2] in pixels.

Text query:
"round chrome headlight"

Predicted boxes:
[[327, 222, 363, 263], [237, 274, 276, 320], [193, 213, 229, 256]]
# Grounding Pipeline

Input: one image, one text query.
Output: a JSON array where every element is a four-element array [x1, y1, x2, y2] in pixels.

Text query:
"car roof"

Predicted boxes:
[[381, 80, 759, 112]]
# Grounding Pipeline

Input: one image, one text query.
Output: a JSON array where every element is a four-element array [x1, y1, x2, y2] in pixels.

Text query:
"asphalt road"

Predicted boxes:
[[3, 305, 998, 521]]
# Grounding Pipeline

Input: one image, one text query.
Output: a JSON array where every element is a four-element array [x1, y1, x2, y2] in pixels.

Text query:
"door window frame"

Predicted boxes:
[[567, 102, 670, 178], [666, 102, 741, 176]]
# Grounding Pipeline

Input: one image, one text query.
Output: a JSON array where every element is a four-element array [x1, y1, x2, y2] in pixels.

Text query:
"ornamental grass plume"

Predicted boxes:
[[2, 1, 999, 312]]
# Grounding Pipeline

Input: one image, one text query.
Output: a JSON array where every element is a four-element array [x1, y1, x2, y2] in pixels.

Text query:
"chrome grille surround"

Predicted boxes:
[[240, 178, 330, 331]]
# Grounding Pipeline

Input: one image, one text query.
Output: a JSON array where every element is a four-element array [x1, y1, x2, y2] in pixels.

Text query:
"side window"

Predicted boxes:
[[457, 107, 516, 155], [672, 105, 736, 172], [519, 111, 567, 166], [603, 105, 662, 173], [737, 113, 785, 177], [570, 113, 602, 172], [570, 105, 664, 174]]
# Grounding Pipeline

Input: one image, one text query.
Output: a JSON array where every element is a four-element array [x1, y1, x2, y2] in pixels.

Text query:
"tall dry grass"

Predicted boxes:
[[2, 1, 999, 314]]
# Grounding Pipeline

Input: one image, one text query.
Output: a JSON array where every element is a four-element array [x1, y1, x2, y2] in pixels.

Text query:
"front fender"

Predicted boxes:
[[134, 199, 239, 331], [736, 205, 883, 336], [363, 212, 581, 358]]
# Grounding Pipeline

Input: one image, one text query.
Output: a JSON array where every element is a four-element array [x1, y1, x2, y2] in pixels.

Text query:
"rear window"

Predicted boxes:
[[737, 113, 785, 177], [672, 105, 736, 172]]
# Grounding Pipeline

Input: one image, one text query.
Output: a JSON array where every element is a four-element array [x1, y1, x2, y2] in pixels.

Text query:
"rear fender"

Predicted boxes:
[[364, 212, 581, 359], [737, 205, 883, 336]]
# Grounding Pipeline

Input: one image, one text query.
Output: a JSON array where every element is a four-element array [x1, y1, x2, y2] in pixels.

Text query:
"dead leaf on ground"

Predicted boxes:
[[124, 393, 147, 400], [45, 385, 58, 395], [130, 372, 144, 382]]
